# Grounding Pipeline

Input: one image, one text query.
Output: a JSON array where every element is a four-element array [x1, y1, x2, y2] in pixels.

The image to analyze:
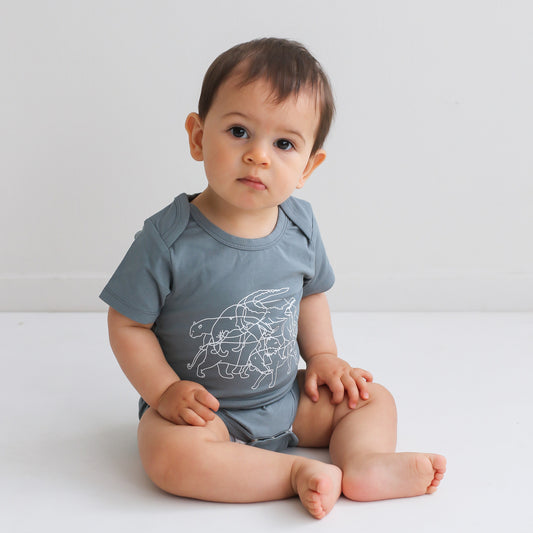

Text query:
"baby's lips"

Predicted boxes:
[[238, 176, 267, 190]]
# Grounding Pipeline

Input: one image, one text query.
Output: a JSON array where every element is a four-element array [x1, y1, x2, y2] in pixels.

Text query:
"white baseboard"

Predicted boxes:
[[0, 274, 531, 312], [327, 273, 533, 311]]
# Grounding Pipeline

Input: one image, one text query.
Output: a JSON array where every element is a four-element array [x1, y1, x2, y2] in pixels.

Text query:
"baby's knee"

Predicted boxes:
[[332, 382, 396, 425], [138, 411, 230, 496], [367, 382, 395, 403], [362, 383, 397, 416], [138, 435, 176, 493], [137, 418, 190, 494]]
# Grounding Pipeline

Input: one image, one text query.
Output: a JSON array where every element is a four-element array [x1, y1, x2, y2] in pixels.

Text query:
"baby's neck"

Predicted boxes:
[[191, 192, 279, 239]]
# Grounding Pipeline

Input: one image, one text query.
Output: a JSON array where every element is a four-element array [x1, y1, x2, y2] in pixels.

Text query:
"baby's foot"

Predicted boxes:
[[343, 452, 446, 502], [291, 460, 342, 519]]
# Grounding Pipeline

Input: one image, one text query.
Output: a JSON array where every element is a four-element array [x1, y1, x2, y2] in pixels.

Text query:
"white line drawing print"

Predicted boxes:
[[188, 288, 299, 390]]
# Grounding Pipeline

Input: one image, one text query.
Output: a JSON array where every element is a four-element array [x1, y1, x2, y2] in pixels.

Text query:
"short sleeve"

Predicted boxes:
[[99, 220, 172, 324], [302, 216, 335, 297]]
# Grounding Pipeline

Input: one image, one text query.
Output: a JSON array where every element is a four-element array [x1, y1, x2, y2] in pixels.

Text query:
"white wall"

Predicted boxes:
[[1, 0, 532, 312]]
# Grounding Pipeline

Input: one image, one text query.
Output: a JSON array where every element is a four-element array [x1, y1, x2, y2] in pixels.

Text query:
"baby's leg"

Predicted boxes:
[[294, 380, 446, 502], [329, 384, 446, 501], [137, 408, 341, 519]]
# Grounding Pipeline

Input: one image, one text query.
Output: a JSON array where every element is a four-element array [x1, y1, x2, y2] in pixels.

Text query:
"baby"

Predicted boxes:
[[101, 37, 446, 519]]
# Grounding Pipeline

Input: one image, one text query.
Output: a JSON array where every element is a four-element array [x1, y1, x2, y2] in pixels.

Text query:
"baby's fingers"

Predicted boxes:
[[341, 374, 361, 408], [195, 388, 220, 412], [180, 407, 210, 426], [351, 368, 373, 401], [328, 378, 345, 404], [180, 397, 217, 426], [356, 377, 370, 401], [304, 373, 320, 402], [357, 368, 373, 383]]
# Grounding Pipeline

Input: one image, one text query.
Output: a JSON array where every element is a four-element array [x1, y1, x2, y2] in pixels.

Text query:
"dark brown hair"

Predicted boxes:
[[198, 38, 335, 154]]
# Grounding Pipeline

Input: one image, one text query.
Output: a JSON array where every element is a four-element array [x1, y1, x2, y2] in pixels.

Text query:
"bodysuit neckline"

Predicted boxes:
[[184, 194, 289, 251]]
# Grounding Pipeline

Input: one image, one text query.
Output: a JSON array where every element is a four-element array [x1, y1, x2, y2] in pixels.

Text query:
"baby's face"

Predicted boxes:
[[192, 74, 325, 213]]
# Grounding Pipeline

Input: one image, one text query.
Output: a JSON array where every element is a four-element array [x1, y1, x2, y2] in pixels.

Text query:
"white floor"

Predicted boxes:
[[1, 312, 532, 532]]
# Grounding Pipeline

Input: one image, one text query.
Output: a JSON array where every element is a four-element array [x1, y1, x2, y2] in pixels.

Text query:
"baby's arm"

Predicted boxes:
[[297, 293, 373, 409], [107, 307, 219, 425]]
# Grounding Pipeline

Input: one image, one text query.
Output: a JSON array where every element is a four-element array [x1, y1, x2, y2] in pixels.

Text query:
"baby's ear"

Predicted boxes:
[[296, 149, 326, 189], [185, 113, 204, 161]]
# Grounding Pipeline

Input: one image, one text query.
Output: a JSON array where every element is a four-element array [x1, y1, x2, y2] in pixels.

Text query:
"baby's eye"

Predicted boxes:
[[229, 126, 249, 139], [275, 139, 294, 151]]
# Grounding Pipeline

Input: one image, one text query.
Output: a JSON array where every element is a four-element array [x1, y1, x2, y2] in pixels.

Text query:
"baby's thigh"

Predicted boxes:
[[292, 371, 349, 447], [137, 407, 230, 486]]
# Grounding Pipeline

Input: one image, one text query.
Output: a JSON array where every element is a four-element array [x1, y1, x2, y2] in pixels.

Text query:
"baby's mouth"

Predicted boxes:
[[238, 176, 267, 191]]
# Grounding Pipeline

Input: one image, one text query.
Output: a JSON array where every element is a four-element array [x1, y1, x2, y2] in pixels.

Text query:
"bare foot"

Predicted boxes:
[[342, 452, 447, 502], [291, 460, 342, 519]]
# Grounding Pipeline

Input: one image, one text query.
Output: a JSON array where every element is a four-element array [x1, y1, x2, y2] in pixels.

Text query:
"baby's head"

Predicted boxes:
[[197, 38, 335, 155]]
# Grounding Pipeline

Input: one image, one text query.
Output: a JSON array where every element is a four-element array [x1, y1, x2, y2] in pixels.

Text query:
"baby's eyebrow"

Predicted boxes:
[[283, 129, 305, 144], [222, 111, 249, 121]]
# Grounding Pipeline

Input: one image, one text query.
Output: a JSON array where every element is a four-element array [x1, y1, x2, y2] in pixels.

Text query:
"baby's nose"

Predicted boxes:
[[243, 144, 270, 167]]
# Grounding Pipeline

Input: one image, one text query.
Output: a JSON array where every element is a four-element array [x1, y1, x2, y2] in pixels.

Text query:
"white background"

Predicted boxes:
[[1, 0, 532, 312]]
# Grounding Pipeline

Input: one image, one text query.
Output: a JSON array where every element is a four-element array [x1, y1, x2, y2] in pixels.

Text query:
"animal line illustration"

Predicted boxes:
[[188, 288, 299, 390]]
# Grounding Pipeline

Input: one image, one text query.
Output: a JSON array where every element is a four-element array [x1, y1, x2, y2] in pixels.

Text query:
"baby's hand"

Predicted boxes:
[[156, 380, 219, 426], [304, 354, 373, 409]]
